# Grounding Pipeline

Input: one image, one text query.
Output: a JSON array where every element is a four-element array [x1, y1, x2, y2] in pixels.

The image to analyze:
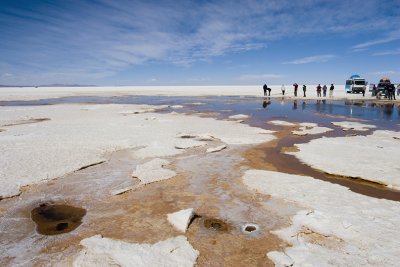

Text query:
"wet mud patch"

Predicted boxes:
[[203, 218, 231, 232], [31, 204, 86, 235]]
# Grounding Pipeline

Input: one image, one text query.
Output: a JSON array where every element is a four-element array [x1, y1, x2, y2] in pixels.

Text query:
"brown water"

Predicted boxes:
[[31, 204, 86, 235]]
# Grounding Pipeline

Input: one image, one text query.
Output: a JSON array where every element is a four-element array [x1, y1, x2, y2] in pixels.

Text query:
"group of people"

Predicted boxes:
[[263, 83, 335, 98], [371, 83, 400, 100]]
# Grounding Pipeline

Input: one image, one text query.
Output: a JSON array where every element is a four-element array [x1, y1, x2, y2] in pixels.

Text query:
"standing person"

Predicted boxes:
[[372, 84, 377, 96], [293, 83, 298, 97], [387, 84, 393, 100], [263, 84, 267, 96], [329, 84, 334, 97], [392, 84, 396, 100], [316, 84, 322, 97], [322, 85, 327, 97], [281, 84, 286, 95], [397, 84, 400, 97], [303, 85, 307, 97]]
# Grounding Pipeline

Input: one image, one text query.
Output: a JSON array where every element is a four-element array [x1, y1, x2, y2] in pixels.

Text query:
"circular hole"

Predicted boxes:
[[31, 204, 86, 235], [242, 223, 259, 234], [245, 225, 257, 232]]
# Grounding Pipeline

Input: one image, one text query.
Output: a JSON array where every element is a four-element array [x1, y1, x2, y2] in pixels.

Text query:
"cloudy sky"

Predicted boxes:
[[0, 0, 399, 85]]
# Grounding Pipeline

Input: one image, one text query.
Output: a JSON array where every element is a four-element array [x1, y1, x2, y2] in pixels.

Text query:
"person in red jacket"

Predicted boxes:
[[316, 84, 322, 97]]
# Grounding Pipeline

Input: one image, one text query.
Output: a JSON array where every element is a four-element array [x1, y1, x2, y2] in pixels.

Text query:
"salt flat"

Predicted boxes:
[[243, 170, 400, 266], [0, 104, 274, 198], [0, 92, 399, 267], [288, 130, 400, 189], [0, 85, 377, 101]]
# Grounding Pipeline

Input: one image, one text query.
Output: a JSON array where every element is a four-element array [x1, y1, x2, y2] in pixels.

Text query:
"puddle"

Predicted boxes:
[[31, 203, 86, 235], [203, 218, 231, 232]]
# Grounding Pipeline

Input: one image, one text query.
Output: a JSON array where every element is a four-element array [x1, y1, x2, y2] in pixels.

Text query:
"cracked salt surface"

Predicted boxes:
[[74, 235, 199, 267], [243, 170, 400, 266], [331, 121, 376, 131], [0, 104, 275, 198], [288, 130, 400, 188], [132, 158, 176, 185]]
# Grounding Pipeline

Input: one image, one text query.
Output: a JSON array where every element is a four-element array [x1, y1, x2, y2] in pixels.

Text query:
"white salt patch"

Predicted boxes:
[[170, 105, 184, 109], [206, 145, 227, 153], [195, 134, 215, 141], [331, 121, 376, 131], [228, 114, 249, 120], [167, 208, 195, 233], [292, 126, 333, 136], [132, 158, 176, 185], [268, 120, 296, 126], [184, 102, 205, 105], [243, 170, 400, 267], [288, 130, 400, 188], [298, 122, 318, 127], [74, 235, 199, 267]]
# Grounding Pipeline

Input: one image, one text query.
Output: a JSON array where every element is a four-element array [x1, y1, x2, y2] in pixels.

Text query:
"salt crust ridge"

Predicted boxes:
[[167, 208, 195, 233], [268, 120, 333, 135], [73, 235, 199, 267], [132, 158, 176, 185], [0, 104, 275, 198], [288, 130, 400, 188], [331, 121, 376, 131], [242, 170, 400, 267]]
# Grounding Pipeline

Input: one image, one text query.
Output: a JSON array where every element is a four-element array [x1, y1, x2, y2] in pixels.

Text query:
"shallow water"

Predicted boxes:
[[1, 96, 399, 129]]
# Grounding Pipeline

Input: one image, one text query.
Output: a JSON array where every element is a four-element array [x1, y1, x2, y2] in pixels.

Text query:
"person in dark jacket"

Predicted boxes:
[[293, 83, 298, 97], [322, 85, 327, 97], [329, 84, 334, 98], [263, 84, 271, 96], [303, 85, 307, 97], [316, 84, 322, 97]]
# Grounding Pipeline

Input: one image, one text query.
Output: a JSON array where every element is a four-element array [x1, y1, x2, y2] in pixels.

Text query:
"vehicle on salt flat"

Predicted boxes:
[[375, 77, 392, 100], [345, 74, 368, 94]]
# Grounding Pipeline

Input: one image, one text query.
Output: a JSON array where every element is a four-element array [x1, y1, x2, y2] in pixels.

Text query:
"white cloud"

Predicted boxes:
[[372, 49, 400, 56], [352, 30, 400, 50], [239, 74, 284, 81], [369, 71, 399, 76], [282, 55, 336, 64]]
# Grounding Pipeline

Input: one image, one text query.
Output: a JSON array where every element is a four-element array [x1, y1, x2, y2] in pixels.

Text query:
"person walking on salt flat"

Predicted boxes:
[[281, 84, 286, 95], [316, 84, 322, 97], [322, 85, 327, 97], [263, 84, 271, 96], [397, 84, 400, 97], [303, 85, 307, 97], [329, 84, 334, 98], [293, 83, 298, 97]]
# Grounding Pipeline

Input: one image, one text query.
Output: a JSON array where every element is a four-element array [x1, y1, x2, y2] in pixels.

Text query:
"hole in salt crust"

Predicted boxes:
[[31, 203, 86, 235]]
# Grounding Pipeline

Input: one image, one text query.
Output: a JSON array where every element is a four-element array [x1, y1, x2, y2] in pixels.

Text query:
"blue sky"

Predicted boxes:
[[0, 0, 399, 85]]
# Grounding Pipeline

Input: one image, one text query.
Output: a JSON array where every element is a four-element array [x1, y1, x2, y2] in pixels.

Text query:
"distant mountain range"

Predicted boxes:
[[0, 84, 96, 87]]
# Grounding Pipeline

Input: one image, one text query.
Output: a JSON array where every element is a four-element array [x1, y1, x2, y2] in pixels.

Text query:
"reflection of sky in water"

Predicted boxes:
[[1, 96, 398, 130]]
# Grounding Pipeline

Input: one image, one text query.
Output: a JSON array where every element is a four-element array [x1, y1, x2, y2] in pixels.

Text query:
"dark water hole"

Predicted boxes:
[[31, 204, 86, 235]]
